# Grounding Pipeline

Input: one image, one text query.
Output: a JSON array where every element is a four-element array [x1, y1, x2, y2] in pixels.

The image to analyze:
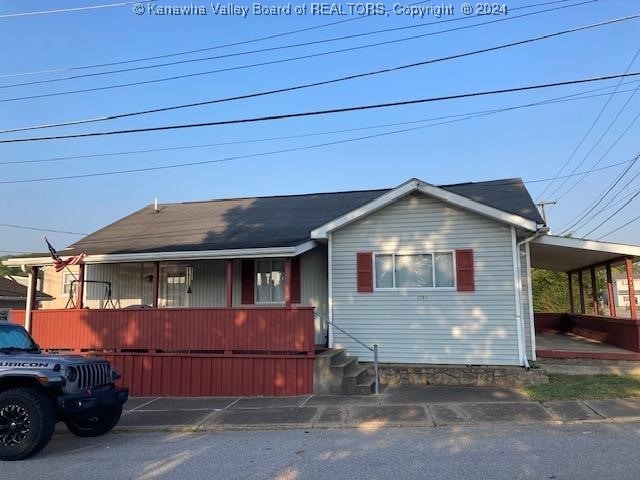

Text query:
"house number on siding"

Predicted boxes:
[[417, 295, 428, 301]]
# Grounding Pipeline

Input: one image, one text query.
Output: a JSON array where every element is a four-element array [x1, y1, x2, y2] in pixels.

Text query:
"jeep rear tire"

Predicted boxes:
[[0, 388, 56, 461], [64, 405, 122, 437]]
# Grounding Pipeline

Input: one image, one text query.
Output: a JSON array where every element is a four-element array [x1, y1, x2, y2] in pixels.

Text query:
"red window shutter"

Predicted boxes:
[[291, 257, 301, 304], [241, 259, 255, 304], [356, 252, 374, 293], [456, 249, 475, 292]]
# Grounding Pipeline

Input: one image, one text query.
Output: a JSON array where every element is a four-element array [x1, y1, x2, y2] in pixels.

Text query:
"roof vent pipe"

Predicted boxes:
[[154, 198, 159, 212]]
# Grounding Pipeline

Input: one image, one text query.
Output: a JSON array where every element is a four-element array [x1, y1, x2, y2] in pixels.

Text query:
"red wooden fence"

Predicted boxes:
[[10, 307, 315, 396]]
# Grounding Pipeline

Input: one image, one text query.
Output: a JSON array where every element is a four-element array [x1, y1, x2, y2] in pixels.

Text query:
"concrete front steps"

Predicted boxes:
[[314, 349, 377, 395]]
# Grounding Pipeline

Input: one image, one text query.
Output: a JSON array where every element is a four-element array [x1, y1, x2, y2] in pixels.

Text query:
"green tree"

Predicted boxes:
[[0, 256, 25, 278], [531, 268, 569, 312]]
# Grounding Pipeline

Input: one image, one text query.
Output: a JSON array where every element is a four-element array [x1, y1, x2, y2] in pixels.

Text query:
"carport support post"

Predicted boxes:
[[590, 267, 598, 316], [24, 266, 39, 333], [625, 258, 637, 320], [606, 263, 616, 317], [578, 271, 586, 314], [225, 259, 233, 308], [568, 272, 575, 313]]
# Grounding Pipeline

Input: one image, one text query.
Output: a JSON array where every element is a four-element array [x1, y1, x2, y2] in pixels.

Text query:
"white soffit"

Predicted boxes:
[[530, 235, 640, 272]]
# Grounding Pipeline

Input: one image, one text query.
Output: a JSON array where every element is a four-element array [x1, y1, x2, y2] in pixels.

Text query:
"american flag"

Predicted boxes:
[[44, 237, 86, 273]]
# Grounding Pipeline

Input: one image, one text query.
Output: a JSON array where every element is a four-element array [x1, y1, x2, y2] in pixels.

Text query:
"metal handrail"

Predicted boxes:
[[315, 312, 379, 395]]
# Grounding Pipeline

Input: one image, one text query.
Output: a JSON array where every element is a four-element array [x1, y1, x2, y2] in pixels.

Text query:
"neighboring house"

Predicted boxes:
[[0, 277, 51, 321], [614, 276, 640, 308], [4, 177, 640, 396], [40, 265, 81, 309]]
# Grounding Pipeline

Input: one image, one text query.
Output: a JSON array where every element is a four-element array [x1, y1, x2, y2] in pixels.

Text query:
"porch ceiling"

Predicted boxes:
[[530, 235, 640, 272]]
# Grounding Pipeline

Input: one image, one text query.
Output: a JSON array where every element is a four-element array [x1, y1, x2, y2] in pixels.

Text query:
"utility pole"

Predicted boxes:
[[536, 201, 557, 225]]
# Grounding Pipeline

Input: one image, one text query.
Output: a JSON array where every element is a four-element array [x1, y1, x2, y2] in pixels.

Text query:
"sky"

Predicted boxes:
[[0, 0, 639, 257]]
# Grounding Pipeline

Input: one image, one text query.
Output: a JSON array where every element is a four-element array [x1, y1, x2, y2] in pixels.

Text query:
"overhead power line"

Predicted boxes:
[[1, 82, 640, 185], [0, 0, 602, 104], [3, 72, 640, 144], [0, 0, 433, 78], [547, 49, 640, 200], [2, 10, 631, 135], [0, 224, 87, 235], [584, 173, 640, 236], [598, 210, 640, 239], [535, 46, 640, 201], [556, 105, 640, 233], [558, 150, 640, 234], [0, 0, 593, 90], [0, 1, 150, 19], [3, 80, 640, 166]]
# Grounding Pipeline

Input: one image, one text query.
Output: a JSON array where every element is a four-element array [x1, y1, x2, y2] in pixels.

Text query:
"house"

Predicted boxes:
[[0, 277, 51, 321], [39, 265, 82, 309], [4, 177, 640, 395]]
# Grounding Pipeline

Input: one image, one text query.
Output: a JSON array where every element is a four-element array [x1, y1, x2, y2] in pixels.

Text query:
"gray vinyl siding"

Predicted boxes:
[[85, 263, 154, 309], [84, 249, 329, 342], [331, 192, 521, 366]]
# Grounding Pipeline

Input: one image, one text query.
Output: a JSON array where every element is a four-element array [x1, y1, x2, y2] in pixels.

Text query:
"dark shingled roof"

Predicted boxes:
[[67, 178, 543, 256], [0, 277, 51, 300]]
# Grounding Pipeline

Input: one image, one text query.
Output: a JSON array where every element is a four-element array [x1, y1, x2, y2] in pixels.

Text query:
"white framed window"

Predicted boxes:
[[160, 265, 193, 308], [374, 252, 455, 290], [255, 259, 285, 303], [62, 273, 75, 296]]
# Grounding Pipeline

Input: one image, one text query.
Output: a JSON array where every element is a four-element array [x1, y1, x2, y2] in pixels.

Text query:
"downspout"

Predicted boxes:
[[327, 232, 334, 348], [511, 226, 548, 369]]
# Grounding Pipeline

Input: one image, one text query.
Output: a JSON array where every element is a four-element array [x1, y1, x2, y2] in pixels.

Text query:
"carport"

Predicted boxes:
[[529, 235, 640, 360]]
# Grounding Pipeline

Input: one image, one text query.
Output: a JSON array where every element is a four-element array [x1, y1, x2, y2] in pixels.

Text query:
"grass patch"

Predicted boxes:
[[524, 374, 640, 402]]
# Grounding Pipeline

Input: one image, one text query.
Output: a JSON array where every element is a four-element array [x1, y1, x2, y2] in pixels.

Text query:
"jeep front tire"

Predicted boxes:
[[0, 388, 56, 461]]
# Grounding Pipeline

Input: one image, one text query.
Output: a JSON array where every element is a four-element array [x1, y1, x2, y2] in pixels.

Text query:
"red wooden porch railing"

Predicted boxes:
[[10, 307, 315, 396], [535, 312, 640, 353]]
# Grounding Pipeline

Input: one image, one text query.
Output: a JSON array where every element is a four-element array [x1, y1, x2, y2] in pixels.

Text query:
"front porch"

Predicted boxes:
[[530, 236, 640, 362], [11, 306, 316, 396]]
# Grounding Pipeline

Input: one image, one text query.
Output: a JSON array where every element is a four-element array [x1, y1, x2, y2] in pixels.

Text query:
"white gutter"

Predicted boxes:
[[511, 227, 549, 369], [2, 241, 318, 267]]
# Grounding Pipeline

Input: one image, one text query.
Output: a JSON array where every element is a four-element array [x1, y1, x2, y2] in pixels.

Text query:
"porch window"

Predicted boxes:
[[256, 259, 285, 303], [160, 266, 193, 307], [374, 252, 455, 289]]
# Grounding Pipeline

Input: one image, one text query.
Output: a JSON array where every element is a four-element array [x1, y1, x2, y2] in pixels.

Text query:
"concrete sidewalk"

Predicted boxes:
[[105, 386, 640, 432]]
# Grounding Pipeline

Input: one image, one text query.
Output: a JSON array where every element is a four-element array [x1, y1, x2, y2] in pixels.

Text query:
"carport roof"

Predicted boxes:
[[530, 235, 640, 272]]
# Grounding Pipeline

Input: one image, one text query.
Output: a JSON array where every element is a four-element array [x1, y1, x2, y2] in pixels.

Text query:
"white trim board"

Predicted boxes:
[[311, 178, 539, 239], [1, 241, 318, 267]]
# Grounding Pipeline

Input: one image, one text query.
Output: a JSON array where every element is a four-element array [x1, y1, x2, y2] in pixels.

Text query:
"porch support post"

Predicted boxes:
[[568, 272, 575, 313], [606, 263, 617, 317], [578, 271, 586, 314], [284, 258, 292, 307], [24, 266, 39, 334], [152, 261, 160, 308], [75, 263, 85, 309], [590, 267, 598, 316], [625, 258, 637, 320], [225, 259, 233, 308]]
